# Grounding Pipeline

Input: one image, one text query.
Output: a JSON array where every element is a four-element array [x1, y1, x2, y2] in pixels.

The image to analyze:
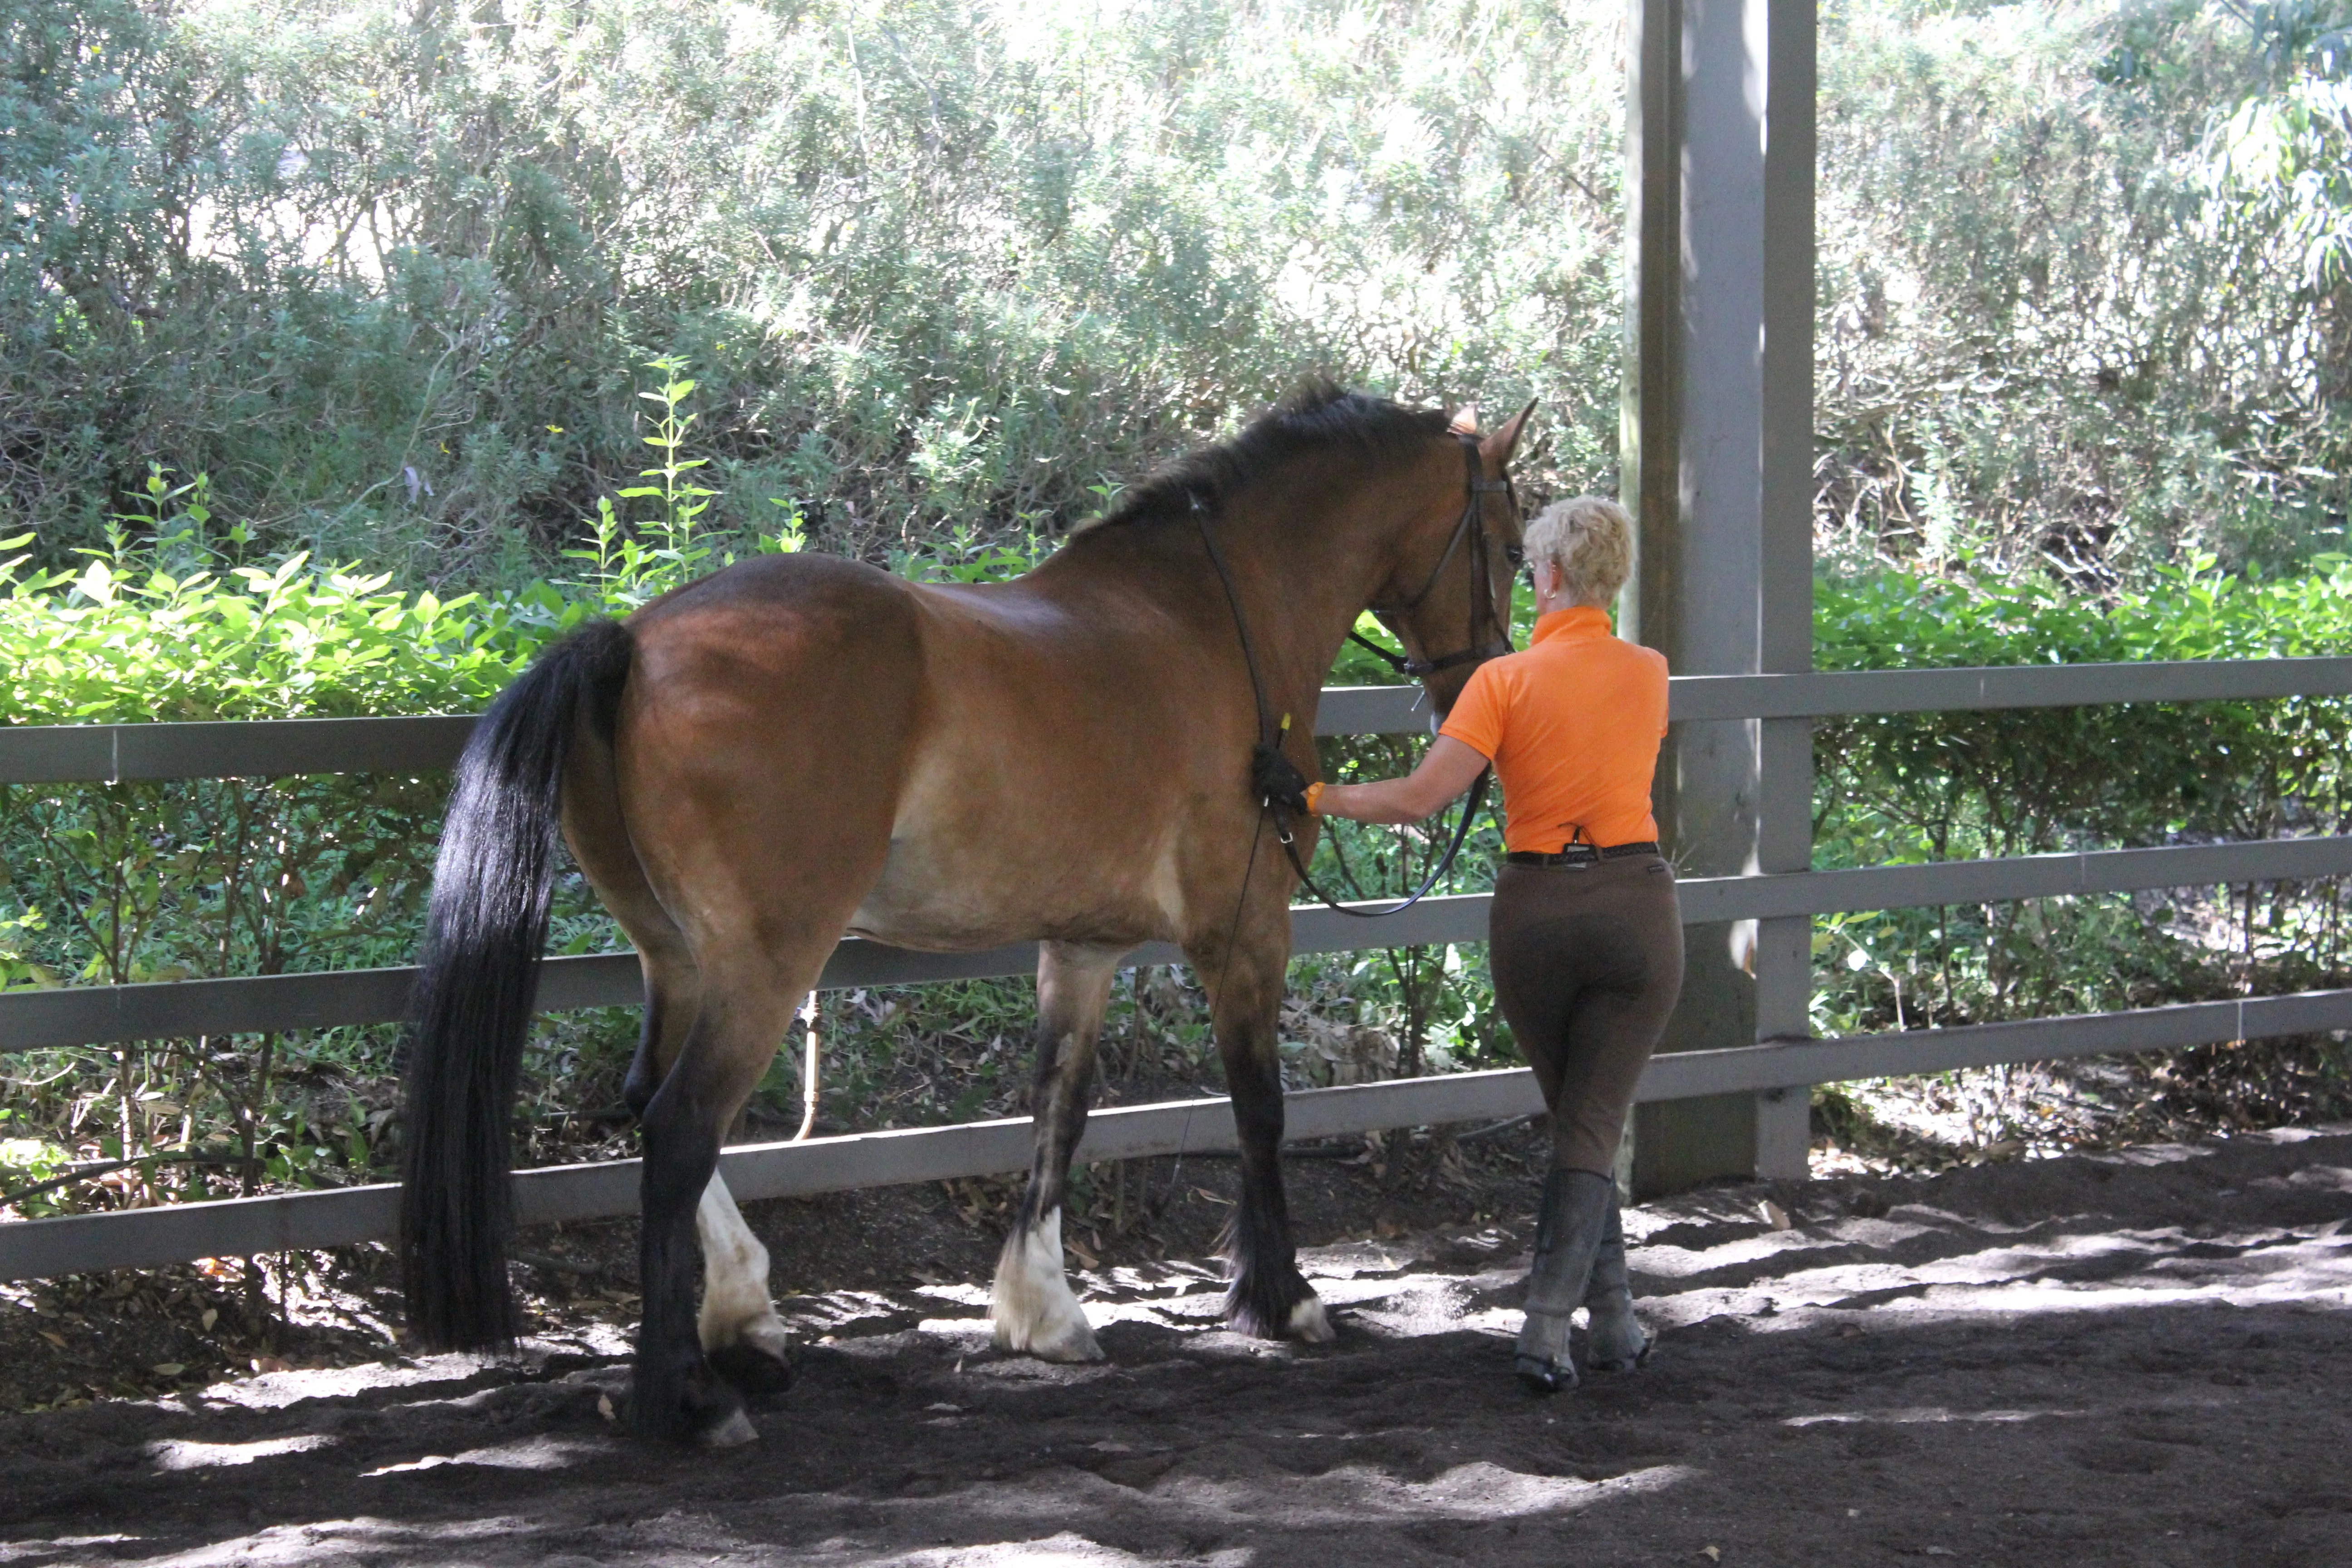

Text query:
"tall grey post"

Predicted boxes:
[[1622, 0, 1816, 1194]]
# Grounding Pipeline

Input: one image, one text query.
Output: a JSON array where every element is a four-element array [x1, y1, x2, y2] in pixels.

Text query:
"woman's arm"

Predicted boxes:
[[1315, 735, 1490, 824]]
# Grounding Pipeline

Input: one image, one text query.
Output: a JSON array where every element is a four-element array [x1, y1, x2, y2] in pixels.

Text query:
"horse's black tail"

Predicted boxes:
[[398, 618, 633, 1350]]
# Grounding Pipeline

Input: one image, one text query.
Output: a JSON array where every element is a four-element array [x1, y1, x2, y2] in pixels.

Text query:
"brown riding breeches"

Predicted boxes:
[[1489, 854, 1684, 1176]]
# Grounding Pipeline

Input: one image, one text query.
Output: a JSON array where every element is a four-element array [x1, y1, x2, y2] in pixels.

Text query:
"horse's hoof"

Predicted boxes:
[[1584, 1340, 1653, 1375], [1515, 1354, 1578, 1395], [1583, 1314, 1653, 1373], [622, 1351, 760, 1447], [707, 1335, 796, 1396], [1287, 1296, 1336, 1343], [995, 1315, 1105, 1364], [696, 1405, 760, 1449], [1223, 1266, 1328, 1342]]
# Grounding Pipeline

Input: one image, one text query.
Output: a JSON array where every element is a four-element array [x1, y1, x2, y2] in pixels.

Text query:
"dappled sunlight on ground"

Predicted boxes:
[[1, 1125, 2345, 1566]]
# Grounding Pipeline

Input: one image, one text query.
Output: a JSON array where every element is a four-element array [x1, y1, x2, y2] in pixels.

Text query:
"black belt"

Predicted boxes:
[[1504, 841, 1660, 867]]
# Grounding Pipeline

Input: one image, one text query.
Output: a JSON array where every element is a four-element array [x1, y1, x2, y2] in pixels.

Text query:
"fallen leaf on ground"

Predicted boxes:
[[39, 1330, 67, 1350], [1759, 1200, 1792, 1230], [151, 1362, 185, 1377]]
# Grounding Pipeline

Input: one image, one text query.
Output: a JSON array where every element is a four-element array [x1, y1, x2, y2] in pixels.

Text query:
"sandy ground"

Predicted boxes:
[[2, 1124, 2348, 1568]]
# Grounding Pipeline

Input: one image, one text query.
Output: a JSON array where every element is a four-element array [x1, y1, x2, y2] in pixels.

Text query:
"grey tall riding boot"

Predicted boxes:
[[1580, 1194, 1652, 1372], [1516, 1168, 1616, 1393]]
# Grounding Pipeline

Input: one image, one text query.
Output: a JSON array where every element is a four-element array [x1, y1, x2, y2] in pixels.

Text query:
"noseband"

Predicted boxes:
[[1345, 432, 1519, 681]]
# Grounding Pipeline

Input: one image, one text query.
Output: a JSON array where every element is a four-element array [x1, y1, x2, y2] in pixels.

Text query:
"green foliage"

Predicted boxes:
[[0, 0, 1624, 582], [0, 540, 538, 728], [15, 0, 2351, 596], [1813, 557, 2352, 1036], [1817, 554, 2352, 851], [1816, 0, 2352, 581], [5, 500, 2350, 1212]]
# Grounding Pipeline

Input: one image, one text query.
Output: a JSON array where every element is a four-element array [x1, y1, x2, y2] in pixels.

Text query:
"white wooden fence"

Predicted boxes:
[[5, 659, 2350, 1280]]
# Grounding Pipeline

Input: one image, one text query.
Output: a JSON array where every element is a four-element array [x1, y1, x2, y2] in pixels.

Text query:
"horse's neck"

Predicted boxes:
[[1035, 458, 1426, 710], [1215, 471, 1421, 711]]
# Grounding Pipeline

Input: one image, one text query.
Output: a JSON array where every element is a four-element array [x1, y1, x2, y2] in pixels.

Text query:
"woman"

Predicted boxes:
[[1308, 495, 1680, 1393]]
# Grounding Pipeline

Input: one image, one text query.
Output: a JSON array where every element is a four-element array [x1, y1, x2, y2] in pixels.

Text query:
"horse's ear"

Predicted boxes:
[[1482, 399, 1539, 466], [1448, 404, 1480, 435]]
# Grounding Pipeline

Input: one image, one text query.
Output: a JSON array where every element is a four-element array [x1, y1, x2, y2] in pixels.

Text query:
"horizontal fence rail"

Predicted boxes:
[[1668, 655, 2352, 722], [7, 660, 2352, 1280], [8, 985, 2347, 1281], [10, 657, 2352, 785], [7, 835, 2349, 1052]]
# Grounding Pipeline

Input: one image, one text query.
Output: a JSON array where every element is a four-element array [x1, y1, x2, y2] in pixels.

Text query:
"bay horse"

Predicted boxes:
[[398, 382, 1533, 1445]]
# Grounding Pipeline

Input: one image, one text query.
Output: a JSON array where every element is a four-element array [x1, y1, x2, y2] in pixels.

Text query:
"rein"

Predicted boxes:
[[1193, 431, 1515, 919]]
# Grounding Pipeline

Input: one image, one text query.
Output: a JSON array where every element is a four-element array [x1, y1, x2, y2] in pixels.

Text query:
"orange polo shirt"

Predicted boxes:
[[1437, 604, 1668, 853]]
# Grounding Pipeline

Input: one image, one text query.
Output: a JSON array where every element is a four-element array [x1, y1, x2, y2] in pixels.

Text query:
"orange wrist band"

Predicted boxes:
[[1304, 781, 1325, 815]]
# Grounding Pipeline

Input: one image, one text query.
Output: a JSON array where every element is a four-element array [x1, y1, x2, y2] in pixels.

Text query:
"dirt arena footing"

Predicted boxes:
[[2, 1124, 2347, 1567]]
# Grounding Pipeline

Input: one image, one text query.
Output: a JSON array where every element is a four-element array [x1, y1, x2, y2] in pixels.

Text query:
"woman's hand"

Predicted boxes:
[[1251, 743, 1312, 815], [1316, 735, 1490, 824]]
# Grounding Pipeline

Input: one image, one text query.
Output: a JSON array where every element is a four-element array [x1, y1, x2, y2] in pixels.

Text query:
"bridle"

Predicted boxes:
[[1345, 433, 1522, 682], [1192, 429, 1520, 919]]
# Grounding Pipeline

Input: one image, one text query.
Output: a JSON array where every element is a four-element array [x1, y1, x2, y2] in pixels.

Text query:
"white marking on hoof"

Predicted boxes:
[[1287, 1295, 1336, 1343], [696, 1174, 786, 1357], [733, 1314, 792, 1363], [990, 1209, 1104, 1363], [697, 1406, 759, 1449]]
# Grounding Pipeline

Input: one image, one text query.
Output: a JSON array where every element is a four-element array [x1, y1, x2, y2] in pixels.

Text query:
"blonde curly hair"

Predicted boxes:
[[1523, 495, 1634, 608]]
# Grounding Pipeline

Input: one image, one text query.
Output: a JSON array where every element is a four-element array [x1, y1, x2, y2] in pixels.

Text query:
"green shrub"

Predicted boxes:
[[1813, 556, 2352, 1034], [8, 514, 2352, 1215], [0, 481, 1450, 1215], [0, 0, 1626, 580]]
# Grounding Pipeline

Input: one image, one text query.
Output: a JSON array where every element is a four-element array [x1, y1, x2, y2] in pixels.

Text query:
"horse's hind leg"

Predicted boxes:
[[631, 945, 812, 1446], [573, 891, 795, 1397], [564, 702, 704, 1123], [992, 941, 1127, 1362], [568, 706, 799, 1398], [1192, 926, 1334, 1343]]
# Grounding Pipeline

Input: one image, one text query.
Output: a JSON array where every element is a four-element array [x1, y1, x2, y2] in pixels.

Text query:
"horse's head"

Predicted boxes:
[[1361, 400, 1536, 715]]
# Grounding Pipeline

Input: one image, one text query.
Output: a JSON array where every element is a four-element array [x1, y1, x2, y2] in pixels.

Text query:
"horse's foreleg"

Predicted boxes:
[[1203, 935, 1333, 1343], [695, 1171, 794, 1393], [991, 941, 1126, 1362]]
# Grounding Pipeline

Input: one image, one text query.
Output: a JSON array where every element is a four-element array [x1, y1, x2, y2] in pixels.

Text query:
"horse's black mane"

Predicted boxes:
[[1086, 379, 1452, 533]]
